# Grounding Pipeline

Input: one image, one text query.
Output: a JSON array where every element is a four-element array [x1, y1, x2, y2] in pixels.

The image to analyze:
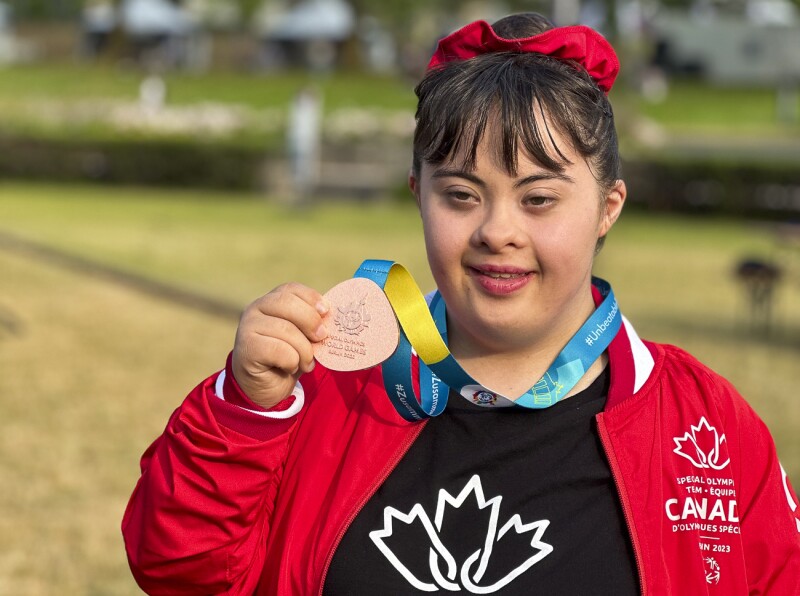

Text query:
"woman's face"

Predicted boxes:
[[410, 123, 625, 356]]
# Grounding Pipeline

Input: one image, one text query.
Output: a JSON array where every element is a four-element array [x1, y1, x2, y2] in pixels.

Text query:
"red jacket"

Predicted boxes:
[[123, 317, 800, 595]]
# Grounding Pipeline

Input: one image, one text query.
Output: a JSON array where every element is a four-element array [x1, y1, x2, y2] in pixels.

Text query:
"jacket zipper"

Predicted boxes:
[[597, 413, 647, 596], [317, 421, 428, 595]]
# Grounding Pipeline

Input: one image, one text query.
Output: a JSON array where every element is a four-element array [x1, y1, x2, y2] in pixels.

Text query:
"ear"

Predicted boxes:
[[598, 179, 626, 237], [408, 168, 421, 210]]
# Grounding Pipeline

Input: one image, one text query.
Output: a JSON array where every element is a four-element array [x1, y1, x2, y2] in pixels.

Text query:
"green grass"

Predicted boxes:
[[5, 64, 793, 123], [0, 64, 416, 111], [626, 81, 799, 135], [0, 182, 434, 304], [2, 63, 798, 147], [0, 64, 417, 146], [0, 245, 235, 594], [612, 80, 800, 153], [1, 181, 798, 593]]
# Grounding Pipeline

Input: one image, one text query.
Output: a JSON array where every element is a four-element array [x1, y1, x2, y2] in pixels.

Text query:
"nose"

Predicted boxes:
[[471, 202, 526, 252]]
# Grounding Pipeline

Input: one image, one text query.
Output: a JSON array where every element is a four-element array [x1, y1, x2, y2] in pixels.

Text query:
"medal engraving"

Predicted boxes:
[[334, 295, 370, 335], [314, 277, 399, 371]]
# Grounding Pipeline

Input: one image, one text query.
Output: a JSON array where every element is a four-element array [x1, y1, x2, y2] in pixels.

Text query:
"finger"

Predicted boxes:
[[270, 282, 329, 316], [249, 289, 329, 343], [239, 334, 302, 377], [250, 315, 316, 374]]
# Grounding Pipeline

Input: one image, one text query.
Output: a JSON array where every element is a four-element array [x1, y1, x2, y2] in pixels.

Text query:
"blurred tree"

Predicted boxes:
[[12, 0, 83, 19], [234, 0, 261, 21], [348, 0, 434, 35], [346, 0, 555, 40]]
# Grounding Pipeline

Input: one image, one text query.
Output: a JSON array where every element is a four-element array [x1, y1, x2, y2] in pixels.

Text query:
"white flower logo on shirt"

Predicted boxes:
[[673, 417, 730, 471], [369, 475, 553, 593]]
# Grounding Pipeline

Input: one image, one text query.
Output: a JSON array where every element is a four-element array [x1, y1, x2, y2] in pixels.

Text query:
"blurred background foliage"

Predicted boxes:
[[1, 0, 799, 593], [0, 0, 798, 214]]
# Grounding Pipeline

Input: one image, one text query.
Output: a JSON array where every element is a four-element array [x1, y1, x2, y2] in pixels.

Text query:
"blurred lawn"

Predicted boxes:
[[626, 81, 800, 137], [0, 65, 418, 146], [0, 64, 797, 144], [1, 182, 799, 593], [0, 64, 416, 111], [0, 182, 434, 304]]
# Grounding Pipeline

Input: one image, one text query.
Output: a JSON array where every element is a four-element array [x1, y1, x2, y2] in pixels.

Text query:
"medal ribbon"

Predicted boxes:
[[355, 259, 621, 422]]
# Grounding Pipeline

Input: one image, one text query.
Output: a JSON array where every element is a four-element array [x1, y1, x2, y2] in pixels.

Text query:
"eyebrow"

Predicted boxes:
[[431, 168, 575, 188]]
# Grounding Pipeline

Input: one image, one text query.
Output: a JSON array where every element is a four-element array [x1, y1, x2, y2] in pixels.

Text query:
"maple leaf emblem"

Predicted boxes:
[[369, 475, 553, 593], [673, 417, 730, 470]]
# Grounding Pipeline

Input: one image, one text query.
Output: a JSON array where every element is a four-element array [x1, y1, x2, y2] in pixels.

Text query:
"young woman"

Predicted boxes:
[[123, 13, 800, 595]]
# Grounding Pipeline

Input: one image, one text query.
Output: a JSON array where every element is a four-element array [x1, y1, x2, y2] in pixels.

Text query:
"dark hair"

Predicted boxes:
[[412, 13, 620, 195]]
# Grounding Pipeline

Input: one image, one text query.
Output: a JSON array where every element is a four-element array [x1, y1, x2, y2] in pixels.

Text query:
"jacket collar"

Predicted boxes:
[[591, 283, 655, 409]]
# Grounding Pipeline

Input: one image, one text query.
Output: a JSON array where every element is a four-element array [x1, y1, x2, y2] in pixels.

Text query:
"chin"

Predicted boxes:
[[468, 307, 538, 340]]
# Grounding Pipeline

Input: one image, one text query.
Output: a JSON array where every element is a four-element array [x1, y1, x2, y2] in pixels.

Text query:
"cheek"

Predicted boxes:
[[423, 219, 454, 269], [421, 208, 464, 277], [536, 211, 601, 266]]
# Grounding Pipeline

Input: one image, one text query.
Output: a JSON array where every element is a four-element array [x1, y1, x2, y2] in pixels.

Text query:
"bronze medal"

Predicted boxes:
[[314, 277, 399, 372]]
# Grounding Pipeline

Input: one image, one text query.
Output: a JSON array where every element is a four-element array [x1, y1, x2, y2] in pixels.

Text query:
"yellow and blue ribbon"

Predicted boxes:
[[355, 259, 621, 422]]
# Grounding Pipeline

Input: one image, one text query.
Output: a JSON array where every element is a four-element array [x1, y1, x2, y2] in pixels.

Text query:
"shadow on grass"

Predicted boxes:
[[638, 314, 800, 351], [0, 303, 24, 338], [0, 229, 241, 322]]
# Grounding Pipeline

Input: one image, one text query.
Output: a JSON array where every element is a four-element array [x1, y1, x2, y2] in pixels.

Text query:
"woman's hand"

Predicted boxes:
[[232, 283, 329, 409]]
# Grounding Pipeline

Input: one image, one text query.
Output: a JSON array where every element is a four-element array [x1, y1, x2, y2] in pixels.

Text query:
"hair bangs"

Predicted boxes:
[[413, 64, 488, 173], [414, 55, 575, 176]]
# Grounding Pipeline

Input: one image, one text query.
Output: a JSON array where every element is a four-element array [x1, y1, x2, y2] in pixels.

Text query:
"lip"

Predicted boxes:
[[468, 264, 535, 295]]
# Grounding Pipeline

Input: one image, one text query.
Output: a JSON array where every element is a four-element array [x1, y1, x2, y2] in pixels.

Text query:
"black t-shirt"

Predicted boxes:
[[324, 368, 639, 595]]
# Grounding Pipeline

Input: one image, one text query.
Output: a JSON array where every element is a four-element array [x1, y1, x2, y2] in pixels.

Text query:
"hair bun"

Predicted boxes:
[[427, 19, 619, 94]]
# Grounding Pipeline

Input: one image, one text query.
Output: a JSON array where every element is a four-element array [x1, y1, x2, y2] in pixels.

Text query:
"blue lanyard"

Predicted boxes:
[[355, 259, 621, 422]]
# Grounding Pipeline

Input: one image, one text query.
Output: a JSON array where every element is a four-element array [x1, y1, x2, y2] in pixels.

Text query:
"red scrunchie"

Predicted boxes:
[[427, 20, 619, 94]]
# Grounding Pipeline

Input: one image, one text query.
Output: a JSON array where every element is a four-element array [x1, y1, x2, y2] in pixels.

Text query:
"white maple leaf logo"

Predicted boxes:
[[369, 475, 553, 593], [673, 417, 730, 470]]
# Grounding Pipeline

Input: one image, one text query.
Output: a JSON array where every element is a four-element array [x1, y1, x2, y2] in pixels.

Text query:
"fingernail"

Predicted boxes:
[[315, 324, 328, 340], [316, 300, 329, 315], [308, 360, 316, 372]]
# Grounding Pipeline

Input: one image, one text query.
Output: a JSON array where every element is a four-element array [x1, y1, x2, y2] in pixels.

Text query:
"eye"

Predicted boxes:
[[524, 195, 556, 208], [445, 189, 477, 204]]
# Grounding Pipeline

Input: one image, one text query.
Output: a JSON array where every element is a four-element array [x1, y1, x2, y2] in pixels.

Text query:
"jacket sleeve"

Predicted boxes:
[[121, 364, 317, 596], [728, 384, 800, 594]]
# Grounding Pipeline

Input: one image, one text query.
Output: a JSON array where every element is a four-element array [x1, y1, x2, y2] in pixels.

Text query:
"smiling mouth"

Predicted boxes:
[[468, 267, 534, 295], [470, 266, 534, 278], [481, 271, 528, 279]]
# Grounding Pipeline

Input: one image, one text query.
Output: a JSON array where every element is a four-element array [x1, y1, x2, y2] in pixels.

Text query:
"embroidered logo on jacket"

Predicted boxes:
[[673, 417, 730, 471], [666, 416, 743, 589], [704, 557, 721, 585], [369, 475, 552, 593]]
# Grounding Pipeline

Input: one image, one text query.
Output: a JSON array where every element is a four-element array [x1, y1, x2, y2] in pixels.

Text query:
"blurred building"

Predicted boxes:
[[0, 2, 37, 63], [0, 1, 13, 62], [119, 0, 200, 68], [81, 0, 115, 55], [253, 0, 355, 71], [79, 0, 214, 70], [650, 0, 800, 85]]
